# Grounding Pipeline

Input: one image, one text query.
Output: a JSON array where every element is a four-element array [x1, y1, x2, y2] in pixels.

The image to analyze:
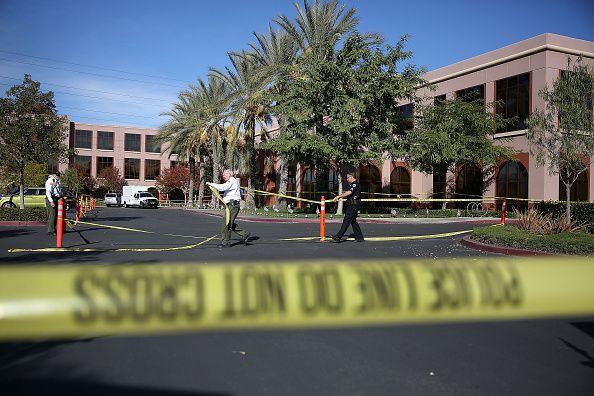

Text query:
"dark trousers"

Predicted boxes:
[[221, 202, 249, 244], [46, 197, 58, 233], [336, 204, 363, 240]]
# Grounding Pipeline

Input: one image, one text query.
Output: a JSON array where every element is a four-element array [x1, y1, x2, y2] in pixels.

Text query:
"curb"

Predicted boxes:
[[0, 221, 46, 227], [461, 235, 558, 256]]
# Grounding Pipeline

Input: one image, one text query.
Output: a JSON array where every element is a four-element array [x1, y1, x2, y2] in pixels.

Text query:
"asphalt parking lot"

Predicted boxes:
[[0, 206, 497, 263], [1, 207, 593, 395]]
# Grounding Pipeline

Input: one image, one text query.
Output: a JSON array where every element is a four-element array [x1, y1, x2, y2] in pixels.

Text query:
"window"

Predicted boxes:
[[97, 131, 114, 150], [434, 94, 446, 104], [169, 161, 177, 168], [96, 157, 114, 176], [496, 73, 530, 132], [497, 161, 528, 209], [559, 170, 588, 202], [456, 164, 483, 208], [73, 155, 91, 176], [124, 158, 140, 179], [145, 135, 161, 153], [302, 168, 315, 201], [390, 166, 411, 208], [125, 133, 141, 152], [47, 158, 58, 174], [432, 164, 448, 202], [360, 164, 382, 208], [396, 103, 414, 134], [456, 84, 485, 104], [145, 159, 160, 180], [75, 129, 92, 149], [559, 70, 593, 128]]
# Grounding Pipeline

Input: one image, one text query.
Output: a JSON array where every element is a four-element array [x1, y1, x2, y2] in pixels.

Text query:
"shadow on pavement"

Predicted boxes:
[[0, 229, 34, 239], [0, 379, 230, 396]]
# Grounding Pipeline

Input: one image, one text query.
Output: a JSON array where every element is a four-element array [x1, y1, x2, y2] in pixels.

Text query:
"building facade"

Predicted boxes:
[[258, 33, 594, 208], [58, 122, 178, 187]]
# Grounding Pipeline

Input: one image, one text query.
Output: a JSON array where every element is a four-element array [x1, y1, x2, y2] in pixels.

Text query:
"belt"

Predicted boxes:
[[227, 200, 240, 206]]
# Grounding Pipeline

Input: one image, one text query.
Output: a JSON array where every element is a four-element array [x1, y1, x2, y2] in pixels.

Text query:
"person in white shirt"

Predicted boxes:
[[45, 173, 62, 235], [207, 169, 250, 248]]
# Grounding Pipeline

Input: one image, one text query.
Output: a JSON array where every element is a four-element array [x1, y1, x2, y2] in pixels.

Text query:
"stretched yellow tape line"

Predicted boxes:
[[65, 219, 207, 240], [0, 258, 592, 340], [207, 184, 230, 226], [280, 229, 471, 241]]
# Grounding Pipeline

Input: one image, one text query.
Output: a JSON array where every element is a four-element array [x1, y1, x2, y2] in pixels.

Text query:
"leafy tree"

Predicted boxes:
[[23, 163, 48, 187], [528, 57, 594, 219], [97, 166, 126, 192], [0, 74, 69, 208], [263, 33, 426, 213], [156, 164, 199, 203], [403, 98, 515, 206], [60, 167, 84, 195]]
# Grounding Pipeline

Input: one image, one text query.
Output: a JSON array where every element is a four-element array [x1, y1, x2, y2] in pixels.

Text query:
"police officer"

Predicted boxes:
[[331, 171, 364, 242], [207, 170, 250, 248], [45, 173, 62, 235]]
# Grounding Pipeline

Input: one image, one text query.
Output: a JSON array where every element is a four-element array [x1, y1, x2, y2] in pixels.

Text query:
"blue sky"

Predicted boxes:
[[0, 0, 592, 129]]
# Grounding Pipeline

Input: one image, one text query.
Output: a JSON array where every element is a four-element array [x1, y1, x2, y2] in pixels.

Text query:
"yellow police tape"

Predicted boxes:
[[0, 258, 592, 340], [280, 229, 471, 241], [207, 184, 230, 226]]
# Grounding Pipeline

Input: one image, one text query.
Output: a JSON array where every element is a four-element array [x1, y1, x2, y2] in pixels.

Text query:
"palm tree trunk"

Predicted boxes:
[[211, 142, 221, 208], [276, 154, 288, 211], [197, 153, 206, 208], [566, 183, 571, 220], [188, 154, 195, 207]]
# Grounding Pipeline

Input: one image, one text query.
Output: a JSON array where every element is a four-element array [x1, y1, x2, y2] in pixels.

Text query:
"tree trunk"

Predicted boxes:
[[244, 126, 256, 209], [19, 167, 25, 209], [188, 154, 195, 207], [211, 143, 221, 208], [336, 164, 345, 215], [276, 155, 288, 211], [566, 182, 571, 220], [197, 154, 206, 209]]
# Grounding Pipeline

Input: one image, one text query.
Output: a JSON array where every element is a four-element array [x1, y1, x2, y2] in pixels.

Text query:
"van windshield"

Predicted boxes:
[[139, 193, 154, 198]]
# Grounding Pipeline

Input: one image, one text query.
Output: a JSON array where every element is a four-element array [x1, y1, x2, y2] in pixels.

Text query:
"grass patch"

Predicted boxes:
[[472, 225, 594, 256]]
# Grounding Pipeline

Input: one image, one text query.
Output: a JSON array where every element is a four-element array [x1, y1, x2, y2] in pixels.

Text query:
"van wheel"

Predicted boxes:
[[123, 202, 127, 208], [1, 202, 16, 208], [140, 202, 145, 209]]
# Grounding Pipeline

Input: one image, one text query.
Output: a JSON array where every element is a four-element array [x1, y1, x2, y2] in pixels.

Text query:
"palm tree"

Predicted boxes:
[[275, 0, 358, 60]]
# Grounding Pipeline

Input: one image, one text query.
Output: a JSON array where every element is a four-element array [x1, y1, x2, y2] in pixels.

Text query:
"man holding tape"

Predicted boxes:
[[207, 170, 251, 248], [331, 171, 364, 243]]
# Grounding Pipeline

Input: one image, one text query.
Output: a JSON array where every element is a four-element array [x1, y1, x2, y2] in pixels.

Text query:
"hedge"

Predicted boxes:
[[0, 208, 48, 222], [471, 224, 594, 255], [533, 201, 594, 233]]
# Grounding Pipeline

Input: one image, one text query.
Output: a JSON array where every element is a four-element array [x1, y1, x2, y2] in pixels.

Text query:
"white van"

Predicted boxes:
[[122, 186, 159, 208]]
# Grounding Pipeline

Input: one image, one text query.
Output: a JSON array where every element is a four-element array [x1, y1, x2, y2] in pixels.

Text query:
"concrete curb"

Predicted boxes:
[[0, 221, 46, 227], [461, 235, 558, 256]]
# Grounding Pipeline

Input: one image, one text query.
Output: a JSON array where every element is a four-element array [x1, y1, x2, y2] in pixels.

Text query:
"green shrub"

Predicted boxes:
[[0, 208, 47, 222], [472, 224, 594, 255], [533, 201, 594, 233]]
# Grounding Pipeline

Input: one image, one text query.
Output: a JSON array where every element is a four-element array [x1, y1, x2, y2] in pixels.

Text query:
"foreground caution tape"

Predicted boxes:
[[0, 258, 593, 340]]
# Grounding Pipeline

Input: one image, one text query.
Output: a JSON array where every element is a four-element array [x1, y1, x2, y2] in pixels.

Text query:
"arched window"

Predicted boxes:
[[302, 168, 315, 201], [456, 165, 483, 208], [390, 166, 411, 208], [360, 164, 382, 209], [497, 161, 528, 209], [559, 170, 589, 202]]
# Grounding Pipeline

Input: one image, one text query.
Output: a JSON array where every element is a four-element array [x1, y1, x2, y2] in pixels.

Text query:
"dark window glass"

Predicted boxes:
[[125, 133, 141, 152], [74, 155, 91, 176], [496, 73, 530, 132], [75, 129, 92, 149], [396, 103, 414, 134], [124, 158, 140, 179], [456, 84, 485, 104], [145, 159, 160, 180], [432, 164, 448, 206], [360, 164, 382, 209], [145, 135, 161, 153], [97, 131, 114, 150], [287, 164, 297, 195], [456, 164, 484, 208], [96, 157, 114, 176], [496, 161, 528, 209], [47, 158, 59, 174], [559, 170, 589, 202], [390, 166, 411, 209], [434, 94, 446, 104], [302, 168, 315, 201], [169, 161, 177, 168]]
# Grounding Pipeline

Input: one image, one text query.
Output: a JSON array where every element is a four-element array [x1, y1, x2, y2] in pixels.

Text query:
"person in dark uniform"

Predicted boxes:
[[331, 172, 364, 242]]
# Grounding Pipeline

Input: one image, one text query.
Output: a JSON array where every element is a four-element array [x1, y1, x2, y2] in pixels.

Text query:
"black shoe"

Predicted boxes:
[[355, 238, 365, 242], [330, 235, 341, 243], [217, 243, 230, 248], [48, 232, 56, 236], [242, 233, 251, 245]]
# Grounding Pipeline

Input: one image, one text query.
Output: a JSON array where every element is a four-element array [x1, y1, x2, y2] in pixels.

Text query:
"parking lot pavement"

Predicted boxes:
[[0, 207, 499, 264]]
